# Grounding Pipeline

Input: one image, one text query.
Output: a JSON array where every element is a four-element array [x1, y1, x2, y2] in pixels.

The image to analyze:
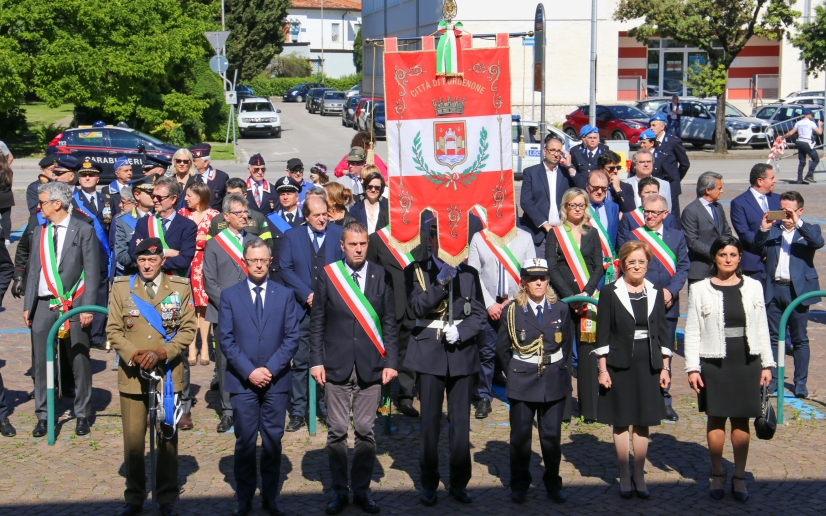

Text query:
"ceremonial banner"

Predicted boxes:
[[384, 30, 516, 266]]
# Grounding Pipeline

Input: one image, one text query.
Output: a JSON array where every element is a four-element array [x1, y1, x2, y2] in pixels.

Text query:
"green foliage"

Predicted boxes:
[[226, 0, 291, 80], [246, 74, 362, 98], [685, 63, 729, 98], [269, 52, 313, 78], [354, 27, 363, 72], [791, 4, 826, 74]]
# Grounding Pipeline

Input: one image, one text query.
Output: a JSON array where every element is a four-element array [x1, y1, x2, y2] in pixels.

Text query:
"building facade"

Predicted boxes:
[[284, 0, 362, 78]]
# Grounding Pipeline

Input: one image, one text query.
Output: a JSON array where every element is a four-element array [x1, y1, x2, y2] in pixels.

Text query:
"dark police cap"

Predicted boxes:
[[142, 155, 171, 172], [249, 153, 265, 166], [79, 158, 102, 174], [803, 108, 814, 116], [129, 174, 158, 191], [135, 238, 164, 256], [53, 156, 79, 171], [286, 158, 303, 171], [275, 175, 302, 193], [189, 143, 211, 158], [39, 156, 55, 168]]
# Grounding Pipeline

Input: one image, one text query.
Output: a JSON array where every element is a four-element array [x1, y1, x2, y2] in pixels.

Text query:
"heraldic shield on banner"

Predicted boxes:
[[383, 30, 517, 266]]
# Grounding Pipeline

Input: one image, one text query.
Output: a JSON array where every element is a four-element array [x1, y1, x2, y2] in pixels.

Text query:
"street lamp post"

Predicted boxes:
[[321, 0, 325, 77]]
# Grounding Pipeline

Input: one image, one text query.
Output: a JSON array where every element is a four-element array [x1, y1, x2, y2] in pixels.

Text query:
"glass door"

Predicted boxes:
[[663, 51, 685, 96]]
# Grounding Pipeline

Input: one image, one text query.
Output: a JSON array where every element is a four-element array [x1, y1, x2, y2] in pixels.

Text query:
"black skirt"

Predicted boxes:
[[597, 338, 666, 427], [698, 336, 762, 418], [577, 340, 599, 421]]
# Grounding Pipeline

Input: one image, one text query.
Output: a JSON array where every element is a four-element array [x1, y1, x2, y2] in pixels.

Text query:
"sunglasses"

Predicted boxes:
[[365, 185, 382, 192], [174, 159, 191, 165], [52, 170, 69, 176], [587, 185, 608, 192], [151, 194, 171, 201], [78, 172, 98, 178], [251, 167, 266, 173], [290, 168, 305, 174], [605, 165, 623, 171], [349, 161, 366, 166]]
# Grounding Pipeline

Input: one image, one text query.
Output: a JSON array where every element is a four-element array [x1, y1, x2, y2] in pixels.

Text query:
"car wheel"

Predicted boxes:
[[342, 117, 346, 126], [691, 143, 706, 149], [564, 127, 578, 140], [296, 95, 304, 103], [726, 132, 733, 150], [274, 129, 281, 139], [611, 130, 626, 141]]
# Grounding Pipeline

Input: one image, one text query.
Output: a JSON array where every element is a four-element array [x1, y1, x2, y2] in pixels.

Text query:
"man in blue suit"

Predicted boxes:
[[279, 189, 344, 432], [586, 170, 620, 247], [624, 194, 689, 420], [219, 238, 299, 516], [649, 114, 690, 227], [730, 163, 781, 282], [754, 191, 824, 398], [617, 177, 676, 247], [519, 136, 582, 255]]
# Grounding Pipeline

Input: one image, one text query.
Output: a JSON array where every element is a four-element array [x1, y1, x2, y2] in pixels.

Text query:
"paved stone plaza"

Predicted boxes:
[[1, 187, 826, 515]]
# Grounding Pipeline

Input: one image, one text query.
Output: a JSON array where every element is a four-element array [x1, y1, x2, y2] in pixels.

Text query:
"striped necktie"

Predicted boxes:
[[254, 183, 262, 207]]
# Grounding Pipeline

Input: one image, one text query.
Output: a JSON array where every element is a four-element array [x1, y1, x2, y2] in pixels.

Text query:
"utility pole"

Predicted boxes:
[[588, 0, 597, 128], [321, 0, 325, 77]]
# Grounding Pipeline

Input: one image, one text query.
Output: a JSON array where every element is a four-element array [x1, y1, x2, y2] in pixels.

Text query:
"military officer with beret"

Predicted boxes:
[[186, 143, 229, 211], [496, 258, 573, 505], [404, 221, 487, 506], [107, 238, 196, 516], [568, 125, 608, 187], [245, 153, 279, 215]]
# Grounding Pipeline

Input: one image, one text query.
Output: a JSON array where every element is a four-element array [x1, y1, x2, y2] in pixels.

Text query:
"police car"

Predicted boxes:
[[511, 115, 578, 180], [46, 125, 178, 183]]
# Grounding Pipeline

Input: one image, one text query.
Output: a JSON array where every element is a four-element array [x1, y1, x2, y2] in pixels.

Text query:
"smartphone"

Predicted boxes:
[[766, 210, 786, 221]]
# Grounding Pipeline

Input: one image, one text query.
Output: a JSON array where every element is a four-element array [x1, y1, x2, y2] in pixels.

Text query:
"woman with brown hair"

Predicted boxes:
[[349, 171, 389, 233], [325, 182, 356, 227], [310, 163, 330, 185], [0, 160, 13, 246], [595, 240, 671, 499], [333, 131, 388, 180], [178, 181, 220, 366], [171, 148, 197, 192]]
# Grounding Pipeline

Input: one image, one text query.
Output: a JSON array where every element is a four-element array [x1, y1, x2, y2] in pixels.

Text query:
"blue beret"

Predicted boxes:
[[803, 108, 813, 116], [114, 156, 131, 170], [579, 124, 598, 138], [639, 129, 657, 140], [53, 155, 79, 171], [649, 113, 667, 123]]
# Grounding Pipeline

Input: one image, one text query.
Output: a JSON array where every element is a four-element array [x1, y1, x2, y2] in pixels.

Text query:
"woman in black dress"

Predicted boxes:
[[596, 241, 671, 498], [546, 187, 604, 422], [0, 160, 13, 245], [684, 236, 774, 502]]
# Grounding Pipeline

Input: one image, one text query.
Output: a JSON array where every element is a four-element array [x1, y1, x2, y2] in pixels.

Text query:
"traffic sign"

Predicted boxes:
[[225, 91, 237, 105], [204, 31, 230, 54], [522, 37, 535, 47], [210, 55, 230, 73]]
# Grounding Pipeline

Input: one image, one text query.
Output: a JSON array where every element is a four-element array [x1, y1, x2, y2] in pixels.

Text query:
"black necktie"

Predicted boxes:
[[351, 271, 360, 289], [90, 195, 96, 211], [52, 225, 59, 253], [588, 150, 594, 160], [710, 203, 719, 229], [253, 286, 263, 325], [287, 213, 294, 223], [536, 305, 543, 323]]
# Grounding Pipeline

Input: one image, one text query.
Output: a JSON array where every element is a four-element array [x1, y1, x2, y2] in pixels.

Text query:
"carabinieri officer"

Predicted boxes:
[[496, 258, 573, 505]]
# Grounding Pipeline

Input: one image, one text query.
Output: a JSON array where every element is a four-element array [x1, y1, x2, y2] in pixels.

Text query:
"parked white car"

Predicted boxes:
[[237, 97, 282, 138]]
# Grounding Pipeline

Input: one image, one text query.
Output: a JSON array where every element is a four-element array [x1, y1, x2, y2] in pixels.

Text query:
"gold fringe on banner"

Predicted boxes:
[[438, 246, 469, 268], [389, 233, 421, 255], [484, 225, 519, 249]]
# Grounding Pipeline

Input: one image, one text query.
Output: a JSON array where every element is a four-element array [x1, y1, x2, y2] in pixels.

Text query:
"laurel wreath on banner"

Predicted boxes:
[[412, 128, 489, 190]]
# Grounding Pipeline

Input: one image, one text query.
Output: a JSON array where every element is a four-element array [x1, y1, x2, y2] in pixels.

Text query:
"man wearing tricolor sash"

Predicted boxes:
[[23, 182, 99, 438], [623, 194, 689, 422], [467, 219, 534, 419], [586, 170, 620, 285], [310, 221, 398, 515], [203, 194, 259, 434]]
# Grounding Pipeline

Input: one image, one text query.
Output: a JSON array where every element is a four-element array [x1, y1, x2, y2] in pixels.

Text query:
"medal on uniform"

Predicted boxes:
[[555, 331, 562, 343], [125, 317, 134, 328], [129, 310, 140, 316], [519, 329, 526, 342], [269, 199, 275, 211], [463, 300, 471, 316]]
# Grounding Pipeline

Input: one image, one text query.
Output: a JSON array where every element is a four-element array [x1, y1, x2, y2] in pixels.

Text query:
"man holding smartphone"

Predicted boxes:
[[784, 108, 823, 184]]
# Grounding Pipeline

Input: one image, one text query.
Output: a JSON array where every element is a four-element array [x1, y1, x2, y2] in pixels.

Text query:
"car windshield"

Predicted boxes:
[[704, 102, 747, 117], [240, 102, 275, 113], [607, 105, 647, 119], [131, 130, 165, 145], [324, 92, 346, 99], [755, 107, 777, 120]]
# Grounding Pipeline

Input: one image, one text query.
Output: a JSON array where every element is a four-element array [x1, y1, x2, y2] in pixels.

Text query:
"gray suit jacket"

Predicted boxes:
[[24, 215, 100, 316], [681, 197, 732, 281], [203, 231, 258, 323], [467, 228, 535, 309]]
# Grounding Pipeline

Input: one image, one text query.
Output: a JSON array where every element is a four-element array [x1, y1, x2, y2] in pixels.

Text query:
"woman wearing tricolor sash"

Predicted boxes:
[[545, 188, 604, 422]]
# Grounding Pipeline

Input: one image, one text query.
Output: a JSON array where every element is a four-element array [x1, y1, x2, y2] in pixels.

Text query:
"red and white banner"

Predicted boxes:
[[384, 33, 516, 265]]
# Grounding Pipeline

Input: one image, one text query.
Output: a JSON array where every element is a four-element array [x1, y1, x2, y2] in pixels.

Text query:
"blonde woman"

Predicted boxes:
[[171, 148, 197, 192]]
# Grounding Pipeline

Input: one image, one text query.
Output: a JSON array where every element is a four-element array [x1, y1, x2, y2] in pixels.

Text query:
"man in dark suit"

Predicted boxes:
[[280, 192, 345, 432], [218, 238, 299, 516], [310, 221, 398, 515], [599, 151, 636, 213], [26, 156, 55, 214], [267, 177, 305, 281], [649, 113, 690, 226], [616, 177, 676, 247], [681, 172, 731, 283], [569, 125, 610, 181], [186, 143, 229, 211], [519, 136, 581, 255], [404, 222, 487, 506], [623, 194, 689, 420], [754, 191, 824, 398], [23, 181, 99, 437], [586, 170, 620, 248], [730, 163, 781, 282], [245, 153, 279, 215]]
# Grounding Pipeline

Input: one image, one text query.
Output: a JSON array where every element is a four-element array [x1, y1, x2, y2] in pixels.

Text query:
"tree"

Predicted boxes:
[[791, 4, 826, 75], [226, 0, 291, 81], [269, 52, 313, 78], [615, 0, 797, 154], [354, 26, 363, 73]]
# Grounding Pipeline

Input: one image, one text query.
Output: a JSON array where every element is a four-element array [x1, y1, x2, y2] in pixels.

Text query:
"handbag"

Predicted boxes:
[[754, 384, 776, 440]]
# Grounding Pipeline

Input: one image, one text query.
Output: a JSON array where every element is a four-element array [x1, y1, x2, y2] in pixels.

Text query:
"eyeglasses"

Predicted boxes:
[[544, 148, 563, 154], [245, 258, 270, 265], [151, 194, 171, 201], [624, 260, 648, 267], [251, 167, 266, 173], [566, 203, 587, 210], [587, 185, 608, 192], [37, 199, 57, 208], [228, 210, 250, 217], [643, 209, 667, 216], [174, 159, 191, 165], [605, 165, 622, 172], [365, 185, 382, 192]]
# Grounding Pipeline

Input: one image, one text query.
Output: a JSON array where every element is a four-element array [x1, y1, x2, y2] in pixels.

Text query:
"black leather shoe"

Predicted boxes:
[[325, 493, 349, 514], [548, 489, 567, 503], [353, 494, 380, 513], [285, 417, 305, 433], [449, 487, 471, 503], [631, 478, 649, 499], [0, 418, 16, 437], [398, 402, 419, 417], [216, 414, 234, 433], [210, 377, 220, 390], [511, 491, 526, 504], [75, 417, 91, 436], [232, 500, 252, 516], [474, 399, 491, 419], [665, 406, 679, 422], [710, 472, 725, 500], [261, 498, 286, 516], [118, 503, 143, 516], [32, 419, 47, 438], [420, 489, 437, 506], [159, 503, 178, 516]]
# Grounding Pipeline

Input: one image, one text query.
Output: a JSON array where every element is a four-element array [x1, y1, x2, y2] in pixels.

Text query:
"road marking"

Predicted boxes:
[[240, 148, 249, 162], [272, 148, 300, 156]]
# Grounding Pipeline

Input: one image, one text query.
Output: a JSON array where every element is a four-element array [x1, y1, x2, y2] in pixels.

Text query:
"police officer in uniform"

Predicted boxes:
[[266, 176, 304, 282], [496, 258, 573, 504], [404, 221, 487, 506], [107, 238, 196, 516], [649, 113, 690, 226]]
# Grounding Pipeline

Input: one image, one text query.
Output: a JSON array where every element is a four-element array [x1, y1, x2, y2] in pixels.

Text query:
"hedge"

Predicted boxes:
[[245, 74, 362, 98]]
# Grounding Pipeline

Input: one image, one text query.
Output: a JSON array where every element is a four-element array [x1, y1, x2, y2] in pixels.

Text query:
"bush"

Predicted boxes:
[[268, 52, 313, 78], [0, 106, 29, 141]]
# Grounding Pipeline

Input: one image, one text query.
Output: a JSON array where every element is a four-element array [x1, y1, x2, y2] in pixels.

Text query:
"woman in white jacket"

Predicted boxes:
[[684, 235, 775, 503]]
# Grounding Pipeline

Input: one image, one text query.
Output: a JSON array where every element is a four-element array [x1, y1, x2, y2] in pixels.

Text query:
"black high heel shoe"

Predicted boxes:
[[710, 472, 726, 500], [619, 478, 633, 499], [631, 478, 649, 499], [731, 475, 749, 502]]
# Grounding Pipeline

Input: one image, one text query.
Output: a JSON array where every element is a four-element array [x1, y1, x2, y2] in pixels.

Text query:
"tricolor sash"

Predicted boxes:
[[632, 226, 677, 276], [587, 206, 619, 282], [552, 225, 590, 292], [377, 227, 414, 269], [480, 231, 521, 285], [629, 207, 645, 228], [213, 229, 248, 275], [325, 261, 385, 357], [147, 215, 170, 250], [73, 191, 112, 272], [40, 223, 85, 336], [267, 211, 292, 234]]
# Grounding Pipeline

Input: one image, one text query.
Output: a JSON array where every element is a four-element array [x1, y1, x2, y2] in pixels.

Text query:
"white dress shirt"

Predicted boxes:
[[344, 262, 368, 293], [247, 278, 267, 305], [699, 197, 717, 221], [38, 215, 72, 296], [543, 163, 561, 227], [282, 207, 299, 223], [775, 221, 803, 281], [749, 187, 770, 212]]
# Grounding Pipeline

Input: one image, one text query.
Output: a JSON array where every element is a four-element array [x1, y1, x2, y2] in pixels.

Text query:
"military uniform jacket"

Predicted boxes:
[[106, 275, 196, 395], [495, 299, 573, 403], [245, 180, 279, 215], [403, 257, 487, 376]]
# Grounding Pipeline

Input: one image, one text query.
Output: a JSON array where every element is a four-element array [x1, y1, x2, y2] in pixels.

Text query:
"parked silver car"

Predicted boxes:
[[652, 100, 770, 149], [319, 91, 347, 116]]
